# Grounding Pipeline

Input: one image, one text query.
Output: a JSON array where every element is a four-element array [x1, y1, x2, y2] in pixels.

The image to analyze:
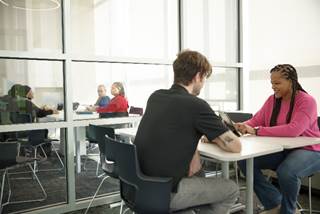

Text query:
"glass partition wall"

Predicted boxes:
[[0, 0, 242, 213]]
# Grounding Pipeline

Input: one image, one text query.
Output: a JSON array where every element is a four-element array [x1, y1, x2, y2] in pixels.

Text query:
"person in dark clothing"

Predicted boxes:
[[134, 50, 241, 213], [8, 84, 58, 121]]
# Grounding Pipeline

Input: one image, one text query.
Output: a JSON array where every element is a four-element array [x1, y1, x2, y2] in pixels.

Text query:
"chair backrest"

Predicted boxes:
[[28, 129, 48, 146], [99, 112, 128, 118], [105, 136, 172, 214], [10, 112, 32, 124], [7, 112, 32, 140], [0, 142, 18, 169], [129, 106, 143, 116], [88, 124, 115, 154], [88, 124, 117, 178], [226, 112, 253, 123]]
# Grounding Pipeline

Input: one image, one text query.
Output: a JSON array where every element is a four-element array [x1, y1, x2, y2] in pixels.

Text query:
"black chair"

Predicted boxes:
[[84, 125, 123, 214], [225, 112, 253, 123], [0, 142, 47, 213], [83, 124, 115, 176], [105, 136, 173, 214], [19, 129, 64, 172], [297, 117, 320, 214], [129, 106, 143, 116], [99, 112, 129, 118], [9, 113, 64, 172]]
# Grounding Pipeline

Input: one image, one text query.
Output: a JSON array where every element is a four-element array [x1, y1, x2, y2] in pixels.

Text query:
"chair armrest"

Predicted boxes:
[[138, 173, 172, 184]]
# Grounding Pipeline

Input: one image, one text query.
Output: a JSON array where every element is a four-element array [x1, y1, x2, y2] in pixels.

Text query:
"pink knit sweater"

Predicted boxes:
[[245, 91, 320, 151]]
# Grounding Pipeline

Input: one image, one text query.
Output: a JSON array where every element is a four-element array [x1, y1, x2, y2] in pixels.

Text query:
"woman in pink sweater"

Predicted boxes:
[[236, 64, 320, 214]]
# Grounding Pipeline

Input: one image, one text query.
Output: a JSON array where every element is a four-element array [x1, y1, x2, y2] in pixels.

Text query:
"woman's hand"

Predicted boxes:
[[235, 123, 255, 135]]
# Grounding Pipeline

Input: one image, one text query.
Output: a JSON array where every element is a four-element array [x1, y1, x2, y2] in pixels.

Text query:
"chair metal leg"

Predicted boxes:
[[234, 161, 239, 186], [84, 175, 109, 214], [119, 200, 124, 214], [0, 169, 7, 210], [122, 208, 131, 214], [309, 176, 312, 214], [83, 144, 100, 176], [36, 144, 64, 172], [6, 163, 47, 205], [298, 176, 320, 214]]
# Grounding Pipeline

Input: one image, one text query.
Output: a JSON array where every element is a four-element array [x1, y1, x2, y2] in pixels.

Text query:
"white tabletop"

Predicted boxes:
[[115, 127, 138, 138], [45, 111, 100, 121], [115, 127, 320, 151], [198, 140, 283, 162], [241, 135, 320, 149]]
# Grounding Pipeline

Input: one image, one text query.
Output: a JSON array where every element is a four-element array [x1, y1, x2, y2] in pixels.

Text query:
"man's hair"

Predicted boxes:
[[97, 84, 106, 90], [173, 50, 212, 85]]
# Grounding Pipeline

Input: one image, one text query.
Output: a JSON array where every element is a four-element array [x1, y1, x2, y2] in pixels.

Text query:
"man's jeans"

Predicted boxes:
[[170, 175, 239, 214], [238, 149, 320, 214]]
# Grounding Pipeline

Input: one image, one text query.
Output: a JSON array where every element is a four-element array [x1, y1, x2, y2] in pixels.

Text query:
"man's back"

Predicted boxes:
[[134, 84, 227, 191]]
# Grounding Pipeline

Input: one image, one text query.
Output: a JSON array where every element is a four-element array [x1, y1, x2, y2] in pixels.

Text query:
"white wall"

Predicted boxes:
[[243, 0, 320, 114]]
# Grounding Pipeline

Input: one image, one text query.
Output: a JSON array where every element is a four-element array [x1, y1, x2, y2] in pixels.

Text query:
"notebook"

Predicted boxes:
[[218, 111, 242, 137]]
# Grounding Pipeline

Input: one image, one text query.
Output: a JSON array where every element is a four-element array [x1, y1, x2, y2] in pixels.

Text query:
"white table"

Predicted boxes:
[[45, 111, 100, 121], [115, 128, 320, 213], [199, 135, 320, 214], [115, 128, 283, 214], [44, 113, 141, 173], [242, 135, 320, 149], [198, 138, 283, 214]]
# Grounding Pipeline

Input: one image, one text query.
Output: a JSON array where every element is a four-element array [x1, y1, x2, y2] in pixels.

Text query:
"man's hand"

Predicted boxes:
[[188, 150, 202, 177], [86, 106, 96, 112], [200, 135, 209, 143], [212, 130, 242, 153]]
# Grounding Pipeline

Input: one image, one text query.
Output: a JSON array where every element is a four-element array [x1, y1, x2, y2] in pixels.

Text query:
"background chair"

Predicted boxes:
[[9, 112, 64, 172], [19, 129, 64, 172], [99, 112, 129, 118], [0, 142, 47, 213], [83, 124, 115, 176], [225, 112, 253, 184], [84, 125, 123, 214], [297, 116, 320, 214], [129, 106, 143, 116], [105, 136, 173, 214], [226, 112, 253, 123]]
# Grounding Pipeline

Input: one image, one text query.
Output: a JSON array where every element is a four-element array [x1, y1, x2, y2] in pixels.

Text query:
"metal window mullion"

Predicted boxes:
[[178, 0, 184, 51], [62, 0, 76, 206], [0, 50, 66, 60]]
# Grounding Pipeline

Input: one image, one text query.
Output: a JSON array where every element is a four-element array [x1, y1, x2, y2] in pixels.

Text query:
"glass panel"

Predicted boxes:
[[72, 62, 172, 199], [72, 62, 172, 118], [183, 0, 238, 63], [0, 59, 64, 125], [0, 0, 62, 53], [71, 0, 178, 59], [200, 67, 238, 111], [1, 128, 67, 213]]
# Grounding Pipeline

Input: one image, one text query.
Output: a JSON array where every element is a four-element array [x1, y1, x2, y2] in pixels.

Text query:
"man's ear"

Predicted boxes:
[[195, 72, 202, 82]]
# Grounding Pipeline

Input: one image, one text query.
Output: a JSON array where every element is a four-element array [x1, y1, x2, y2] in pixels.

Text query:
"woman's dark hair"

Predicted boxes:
[[173, 50, 212, 85], [269, 64, 307, 126]]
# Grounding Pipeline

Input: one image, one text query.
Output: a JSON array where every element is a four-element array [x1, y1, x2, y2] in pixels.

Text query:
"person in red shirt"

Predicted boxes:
[[88, 82, 129, 116]]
